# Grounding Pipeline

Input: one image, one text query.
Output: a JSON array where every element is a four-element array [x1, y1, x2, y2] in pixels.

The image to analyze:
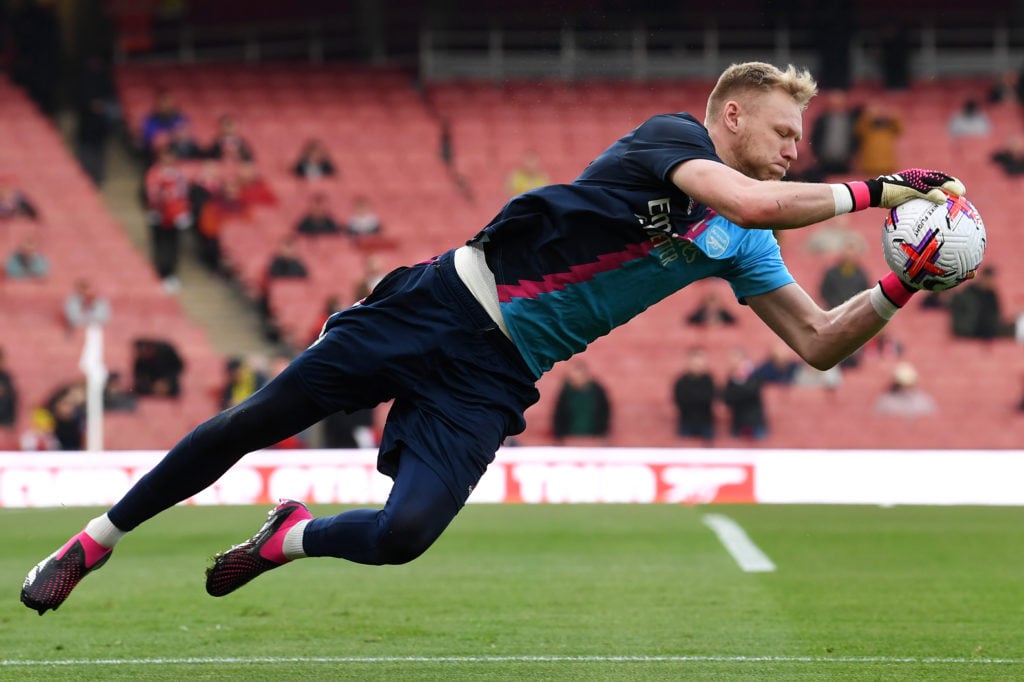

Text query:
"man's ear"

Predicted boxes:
[[721, 100, 742, 134]]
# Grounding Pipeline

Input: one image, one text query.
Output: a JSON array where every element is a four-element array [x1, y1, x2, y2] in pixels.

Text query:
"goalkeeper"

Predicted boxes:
[[22, 62, 964, 614]]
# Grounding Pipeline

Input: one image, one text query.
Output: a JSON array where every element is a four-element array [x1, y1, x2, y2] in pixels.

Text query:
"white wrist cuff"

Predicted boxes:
[[830, 184, 853, 215], [869, 283, 900, 320]]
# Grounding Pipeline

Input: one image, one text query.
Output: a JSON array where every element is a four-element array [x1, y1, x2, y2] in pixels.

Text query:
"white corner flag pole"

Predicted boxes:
[[79, 322, 108, 452]]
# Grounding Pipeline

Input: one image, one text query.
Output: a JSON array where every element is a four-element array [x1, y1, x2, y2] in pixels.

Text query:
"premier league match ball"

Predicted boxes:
[[882, 193, 986, 291]]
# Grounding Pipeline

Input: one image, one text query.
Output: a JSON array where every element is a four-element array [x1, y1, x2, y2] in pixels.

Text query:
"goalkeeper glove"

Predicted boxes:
[[840, 169, 966, 212]]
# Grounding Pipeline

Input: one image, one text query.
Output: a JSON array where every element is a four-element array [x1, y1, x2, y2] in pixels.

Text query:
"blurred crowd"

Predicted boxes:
[[1, 0, 1022, 451]]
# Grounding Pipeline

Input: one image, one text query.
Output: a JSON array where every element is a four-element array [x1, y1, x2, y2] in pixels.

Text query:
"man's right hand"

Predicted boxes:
[[864, 169, 966, 208]]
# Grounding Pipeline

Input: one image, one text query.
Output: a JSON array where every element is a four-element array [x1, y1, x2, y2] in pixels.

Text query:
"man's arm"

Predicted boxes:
[[672, 159, 838, 229], [670, 159, 964, 230], [745, 282, 887, 371]]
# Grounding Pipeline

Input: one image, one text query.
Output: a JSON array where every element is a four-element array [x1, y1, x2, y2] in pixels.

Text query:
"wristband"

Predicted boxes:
[[869, 285, 900, 320], [870, 272, 917, 319], [830, 184, 853, 214], [842, 181, 873, 211], [868, 272, 917, 319], [878, 271, 916, 307]]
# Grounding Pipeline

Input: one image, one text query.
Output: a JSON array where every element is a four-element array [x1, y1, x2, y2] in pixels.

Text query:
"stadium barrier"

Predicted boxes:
[[3, 448, 1024, 507]]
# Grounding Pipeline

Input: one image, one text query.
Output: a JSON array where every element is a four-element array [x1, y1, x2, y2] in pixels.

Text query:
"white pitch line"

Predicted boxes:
[[702, 513, 776, 573], [2, 655, 1023, 666]]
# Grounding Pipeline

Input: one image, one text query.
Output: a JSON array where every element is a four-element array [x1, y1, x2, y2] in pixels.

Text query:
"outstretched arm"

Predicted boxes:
[[745, 282, 890, 371], [671, 159, 964, 230], [672, 160, 837, 229]]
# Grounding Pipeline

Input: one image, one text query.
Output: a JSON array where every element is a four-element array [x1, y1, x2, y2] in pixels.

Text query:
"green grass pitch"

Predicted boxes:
[[3, 504, 1024, 680]]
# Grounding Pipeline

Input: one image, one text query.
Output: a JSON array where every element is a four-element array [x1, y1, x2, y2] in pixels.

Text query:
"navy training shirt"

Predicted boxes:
[[469, 113, 794, 378]]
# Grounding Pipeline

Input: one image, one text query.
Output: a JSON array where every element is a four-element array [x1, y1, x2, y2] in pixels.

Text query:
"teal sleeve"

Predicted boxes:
[[725, 228, 794, 303]]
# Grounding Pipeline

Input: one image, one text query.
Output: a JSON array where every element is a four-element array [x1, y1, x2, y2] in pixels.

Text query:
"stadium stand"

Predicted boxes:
[[115, 63, 485, 350], [0, 75, 222, 450], [107, 64, 1023, 450]]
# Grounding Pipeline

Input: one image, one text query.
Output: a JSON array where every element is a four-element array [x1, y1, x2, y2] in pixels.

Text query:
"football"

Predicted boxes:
[[882, 193, 986, 291]]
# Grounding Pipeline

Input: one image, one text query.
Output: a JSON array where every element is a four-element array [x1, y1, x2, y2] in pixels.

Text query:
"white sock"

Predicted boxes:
[[282, 519, 309, 560], [84, 513, 127, 549]]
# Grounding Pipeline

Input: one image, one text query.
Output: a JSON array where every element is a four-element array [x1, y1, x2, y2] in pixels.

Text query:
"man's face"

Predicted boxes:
[[730, 89, 803, 181]]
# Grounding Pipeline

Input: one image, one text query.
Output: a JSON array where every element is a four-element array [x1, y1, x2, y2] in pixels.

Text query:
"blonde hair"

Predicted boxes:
[[705, 62, 818, 123]]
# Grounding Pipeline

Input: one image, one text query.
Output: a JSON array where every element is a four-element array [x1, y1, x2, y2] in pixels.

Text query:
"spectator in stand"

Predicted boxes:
[[5, 234, 49, 279], [809, 90, 859, 176], [855, 101, 903, 177], [988, 70, 1020, 106], [237, 161, 277, 208], [266, 236, 309, 281], [64, 278, 111, 329], [685, 289, 737, 327], [947, 98, 991, 144], [353, 254, 386, 302], [188, 161, 225, 272], [307, 294, 342, 346], [819, 239, 870, 309], [863, 331, 904, 361], [552, 361, 611, 444], [672, 346, 716, 443], [346, 195, 383, 238], [141, 90, 188, 164], [920, 289, 950, 310], [220, 357, 261, 411], [295, 192, 341, 236], [0, 347, 18, 428], [74, 55, 118, 186], [320, 408, 377, 449], [753, 341, 800, 385], [132, 338, 184, 398], [261, 237, 309, 340], [950, 267, 1011, 340], [248, 353, 273, 392], [166, 120, 205, 161], [991, 134, 1024, 176], [803, 214, 866, 256], [292, 139, 336, 179], [216, 175, 250, 220], [793, 363, 843, 392], [722, 347, 767, 440], [875, 361, 937, 417], [103, 372, 137, 413], [20, 408, 59, 451], [505, 150, 549, 196], [47, 383, 86, 451], [0, 175, 38, 220], [206, 114, 254, 162], [144, 147, 192, 293]]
